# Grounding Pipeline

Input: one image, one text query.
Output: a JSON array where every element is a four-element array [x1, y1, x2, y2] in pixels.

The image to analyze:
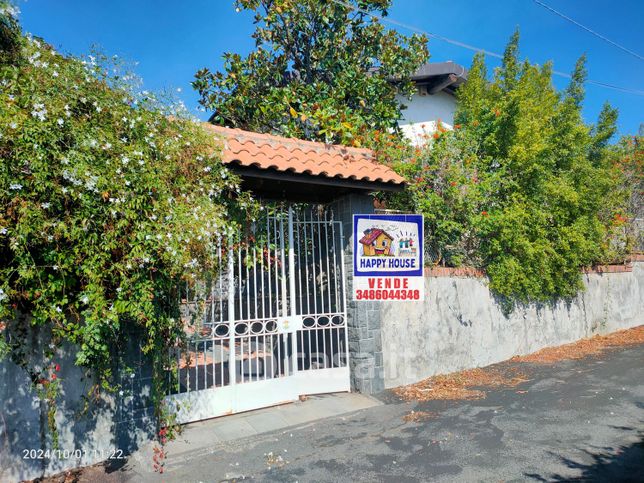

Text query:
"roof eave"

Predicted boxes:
[[227, 164, 406, 193]]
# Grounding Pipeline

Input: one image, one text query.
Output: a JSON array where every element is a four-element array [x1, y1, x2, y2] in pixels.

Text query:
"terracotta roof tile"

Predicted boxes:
[[359, 228, 394, 245], [203, 123, 405, 186]]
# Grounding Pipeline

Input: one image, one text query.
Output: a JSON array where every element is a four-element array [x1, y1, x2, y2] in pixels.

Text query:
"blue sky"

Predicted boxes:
[[17, 0, 644, 136]]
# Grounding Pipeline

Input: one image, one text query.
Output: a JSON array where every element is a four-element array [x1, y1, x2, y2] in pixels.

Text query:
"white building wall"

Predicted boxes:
[[397, 90, 457, 145]]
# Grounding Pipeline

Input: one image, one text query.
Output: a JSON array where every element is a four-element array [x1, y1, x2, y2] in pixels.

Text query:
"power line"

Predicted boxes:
[[532, 0, 644, 62], [329, 0, 644, 97]]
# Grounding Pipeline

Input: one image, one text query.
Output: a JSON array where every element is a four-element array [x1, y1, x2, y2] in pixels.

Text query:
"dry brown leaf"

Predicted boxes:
[[515, 325, 644, 364], [403, 410, 439, 423], [393, 367, 528, 402]]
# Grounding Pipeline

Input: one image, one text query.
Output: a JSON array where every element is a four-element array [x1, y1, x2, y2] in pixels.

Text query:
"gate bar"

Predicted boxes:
[[279, 211, 289, 376], [288, 205, 298, 376], [227, 240, 236, 387]]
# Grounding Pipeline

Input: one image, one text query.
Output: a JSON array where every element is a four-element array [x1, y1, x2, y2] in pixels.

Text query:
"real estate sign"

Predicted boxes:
[[353, 214, 424, 301]]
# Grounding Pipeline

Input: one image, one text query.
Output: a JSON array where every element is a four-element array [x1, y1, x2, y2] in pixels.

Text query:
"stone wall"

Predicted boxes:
[[0, 325, 154, 482], [380, 261, 644, 389], [331, 193, 385, 394]]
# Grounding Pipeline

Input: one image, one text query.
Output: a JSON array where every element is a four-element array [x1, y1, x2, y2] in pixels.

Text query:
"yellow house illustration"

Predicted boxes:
[[359, 228, 394, 256]]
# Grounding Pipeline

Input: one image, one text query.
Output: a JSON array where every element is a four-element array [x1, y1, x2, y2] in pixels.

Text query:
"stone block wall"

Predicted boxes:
[[331, 193, 384, 394]]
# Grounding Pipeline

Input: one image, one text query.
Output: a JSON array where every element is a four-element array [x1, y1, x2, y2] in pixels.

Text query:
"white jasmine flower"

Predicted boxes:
[[31, 103, 47, 121], [55, 306, 62, 313], [81, 295, 89, 304], [52, 71, 59, 77], [57, 118, 64, 126], [1, 4, 20, 17], [0, 288, 6, 302], [10, 183, 22, 190], [41, 202, 51, 209], [9, 122, 17, 129], [0, 228, 7, 235], [203, 166, 212, 173]]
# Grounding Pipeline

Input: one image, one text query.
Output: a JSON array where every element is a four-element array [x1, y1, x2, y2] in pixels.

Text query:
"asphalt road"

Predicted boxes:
[[108, 344, 644, 482]]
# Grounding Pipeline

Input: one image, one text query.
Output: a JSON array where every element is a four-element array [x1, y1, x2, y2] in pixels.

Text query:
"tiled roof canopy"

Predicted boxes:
[[203, 124, 405, 187]]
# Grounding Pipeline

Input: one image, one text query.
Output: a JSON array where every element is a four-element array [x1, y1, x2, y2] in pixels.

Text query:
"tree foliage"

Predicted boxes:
[[384, 31, 631, 303], [612, 132, 643, 251], [0, 4, 255, 397], [193, 0, 428, 146]]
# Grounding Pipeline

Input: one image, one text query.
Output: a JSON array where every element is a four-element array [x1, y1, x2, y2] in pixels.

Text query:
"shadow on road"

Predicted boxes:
[[525, 429, 644, 482]]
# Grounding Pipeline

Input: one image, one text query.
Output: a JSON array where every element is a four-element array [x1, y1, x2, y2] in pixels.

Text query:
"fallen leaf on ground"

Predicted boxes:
[[403, 410, 439, 422], [393, 366, 528, 402], [514, 325, 644, 364]]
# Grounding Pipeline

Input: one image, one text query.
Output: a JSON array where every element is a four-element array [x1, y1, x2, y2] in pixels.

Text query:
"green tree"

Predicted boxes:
[[385, 30, 629, 304], [610, 132, 643, 252], [193, 0, 428, 146]]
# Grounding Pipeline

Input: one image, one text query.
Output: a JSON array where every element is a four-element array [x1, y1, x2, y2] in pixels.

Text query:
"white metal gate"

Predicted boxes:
[[165, 205, 350, 424]]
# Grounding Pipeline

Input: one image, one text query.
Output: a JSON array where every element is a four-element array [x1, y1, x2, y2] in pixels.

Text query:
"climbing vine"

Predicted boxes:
[[0, 2, 257, 453]]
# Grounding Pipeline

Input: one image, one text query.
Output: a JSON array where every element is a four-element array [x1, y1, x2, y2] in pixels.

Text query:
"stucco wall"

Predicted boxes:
[[0, 325, 154, 482], [397, 90, 457, 144], [380, 262, 644, 389]]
